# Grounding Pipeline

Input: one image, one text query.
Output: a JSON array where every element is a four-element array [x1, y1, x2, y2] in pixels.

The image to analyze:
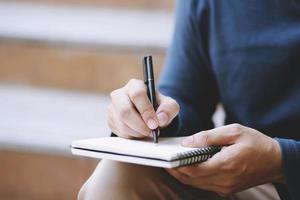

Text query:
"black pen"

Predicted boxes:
[[143, 56, 159, 143]]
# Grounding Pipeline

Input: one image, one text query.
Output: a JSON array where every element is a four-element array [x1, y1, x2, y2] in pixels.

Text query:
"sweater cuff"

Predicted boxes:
[[275, 138, 300, 200]]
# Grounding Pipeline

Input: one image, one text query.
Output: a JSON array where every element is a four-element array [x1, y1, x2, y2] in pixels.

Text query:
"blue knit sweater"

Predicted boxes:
[[158, 1, 300, 199]]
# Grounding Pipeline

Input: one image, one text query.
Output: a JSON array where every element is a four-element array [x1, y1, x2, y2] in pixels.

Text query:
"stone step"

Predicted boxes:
[[0, 40, 165, 92], [0, 2, 174, 49], [0, 2, 171, 92], [0, 85, 110, 155], [0, 150, 98, 200], [6, 0, 174, 10]]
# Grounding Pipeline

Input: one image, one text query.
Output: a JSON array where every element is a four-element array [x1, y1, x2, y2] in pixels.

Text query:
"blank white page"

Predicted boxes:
[[71, 137, 197, 161]]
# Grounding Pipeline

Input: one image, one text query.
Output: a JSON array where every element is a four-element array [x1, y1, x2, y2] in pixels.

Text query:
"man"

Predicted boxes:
[[79, 1, 300, 199]]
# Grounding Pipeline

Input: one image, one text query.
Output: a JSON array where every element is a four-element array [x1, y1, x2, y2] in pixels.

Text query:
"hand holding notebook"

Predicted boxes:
[[71, 137, 220, 168]]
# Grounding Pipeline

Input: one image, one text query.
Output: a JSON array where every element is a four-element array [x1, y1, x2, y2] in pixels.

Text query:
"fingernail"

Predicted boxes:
[[182, 136, 194, 146], [157, 112, 169, 126], [147, 118, 158, 129]]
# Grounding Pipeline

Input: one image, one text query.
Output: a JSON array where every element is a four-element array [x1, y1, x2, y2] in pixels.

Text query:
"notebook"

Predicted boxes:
[[71, 137, 221, 168]]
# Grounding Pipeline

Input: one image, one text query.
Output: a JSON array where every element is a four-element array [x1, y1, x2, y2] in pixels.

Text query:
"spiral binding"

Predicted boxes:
[[177, 146, 221, 167]]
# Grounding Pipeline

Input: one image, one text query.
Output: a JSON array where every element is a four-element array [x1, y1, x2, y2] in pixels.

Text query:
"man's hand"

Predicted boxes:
[[107, 79, 180, 139], [166, 124, 285, 197]]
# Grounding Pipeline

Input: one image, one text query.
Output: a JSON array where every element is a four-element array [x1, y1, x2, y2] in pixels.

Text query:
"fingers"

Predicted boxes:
[[107, 104, 147, 138], [156, 94, 180, 127], [109, 88, 151, 137], [166, 166, 237, 197], [181, 124, 244, 148], [167, 167, 239, 197], [108, 78, 180, 139], [173, 151, 224, 178], [127, 79, 158, 130], [165, 168, 189, 184], [166, 168, 225, 195]]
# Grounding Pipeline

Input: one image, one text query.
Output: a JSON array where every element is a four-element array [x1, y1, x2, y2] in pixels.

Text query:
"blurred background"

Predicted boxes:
[[0, 0, 175, 199]]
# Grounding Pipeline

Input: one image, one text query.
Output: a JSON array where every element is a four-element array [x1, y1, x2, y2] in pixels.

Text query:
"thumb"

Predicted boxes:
[[156, 94, 180, 127], [181, 124, 243, 147]]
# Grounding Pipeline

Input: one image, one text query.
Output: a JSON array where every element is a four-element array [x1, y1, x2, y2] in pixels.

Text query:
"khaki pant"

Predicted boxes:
[[78, 160, 281, 200]]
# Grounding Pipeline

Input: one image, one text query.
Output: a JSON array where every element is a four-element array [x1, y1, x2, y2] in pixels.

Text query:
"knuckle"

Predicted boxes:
[[192, 134, 201, 145], [119, 106, 132, 119], [193, 132, 206, 146], [110, 89, 121, 99], [128, 78, 138, 84], [110, 90, 116, 99], [227, 123, 244, 139], [129, 86, 147, 101], [230, 123, 243, 133], [165, 97, 174, 103], [219, 156, 235, 172], [140, 104, 156, 118], [169, 98, 180, 112], [128, 78, 143, 86]]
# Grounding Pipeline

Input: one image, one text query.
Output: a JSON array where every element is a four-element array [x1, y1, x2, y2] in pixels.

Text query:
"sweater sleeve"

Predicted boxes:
[[158, 0, 219, 137], [276, 138, 300, 200]]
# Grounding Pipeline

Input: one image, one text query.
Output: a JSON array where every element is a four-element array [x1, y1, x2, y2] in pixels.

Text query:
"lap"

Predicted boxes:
[[232, 184, 280, 200], [79, 160, 280, 200]]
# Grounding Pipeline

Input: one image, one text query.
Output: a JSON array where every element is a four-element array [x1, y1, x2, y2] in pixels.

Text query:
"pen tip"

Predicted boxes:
[[152, 130, 159, 143], [154, 132, 158, 143]]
